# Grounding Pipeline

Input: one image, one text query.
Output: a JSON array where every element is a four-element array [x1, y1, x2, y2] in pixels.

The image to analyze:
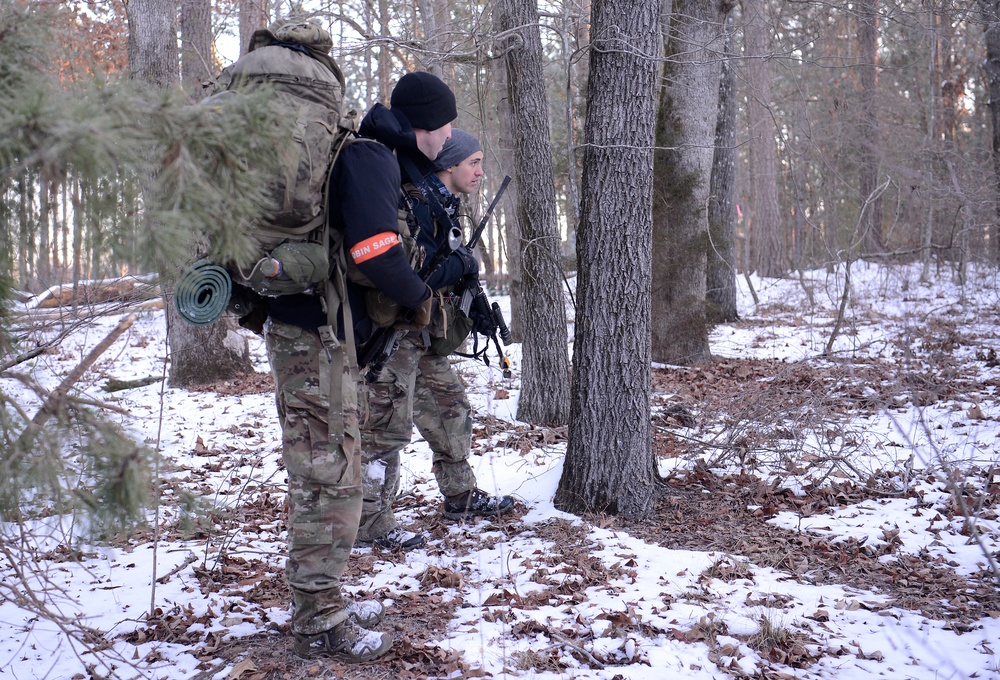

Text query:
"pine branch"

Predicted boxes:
[[14, 314, 136, 455]]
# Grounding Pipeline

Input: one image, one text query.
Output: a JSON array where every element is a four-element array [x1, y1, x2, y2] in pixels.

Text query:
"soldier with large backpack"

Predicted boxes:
[[220, 19, 438, 663]]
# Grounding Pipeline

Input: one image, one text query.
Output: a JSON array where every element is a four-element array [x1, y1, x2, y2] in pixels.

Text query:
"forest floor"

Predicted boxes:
[[2, 261, 1000, 680], [168, 358, 1000, 680]]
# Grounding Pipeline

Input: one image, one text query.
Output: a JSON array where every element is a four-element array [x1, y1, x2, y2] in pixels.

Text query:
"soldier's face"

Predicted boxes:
[[446, 152, 484, 194], [415, 123, 452, 161]]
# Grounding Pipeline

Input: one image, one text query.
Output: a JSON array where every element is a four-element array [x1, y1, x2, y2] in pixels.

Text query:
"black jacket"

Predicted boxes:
[[359, 104, 470, 291], [267, 104, 432, 337], [409, 175, 469, 291]]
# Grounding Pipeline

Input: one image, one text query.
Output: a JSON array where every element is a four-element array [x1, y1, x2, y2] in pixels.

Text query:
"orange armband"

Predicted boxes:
[[350, 232, 400, 264]]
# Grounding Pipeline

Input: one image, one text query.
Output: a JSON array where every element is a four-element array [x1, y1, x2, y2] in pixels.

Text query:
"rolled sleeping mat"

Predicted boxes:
[[174, 260, 232, 325]]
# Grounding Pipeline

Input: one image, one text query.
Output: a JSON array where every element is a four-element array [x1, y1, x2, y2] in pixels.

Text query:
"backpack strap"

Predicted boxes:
[[398, 155, 462, 242], [317, 115, 362, 444]]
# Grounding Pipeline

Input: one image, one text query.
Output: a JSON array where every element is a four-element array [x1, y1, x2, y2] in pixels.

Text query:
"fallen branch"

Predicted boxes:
[[14, 314, 137, 454]]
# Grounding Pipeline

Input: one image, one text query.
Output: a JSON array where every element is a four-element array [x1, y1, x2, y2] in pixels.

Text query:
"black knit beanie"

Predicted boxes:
[[390, 72, 457, 131]]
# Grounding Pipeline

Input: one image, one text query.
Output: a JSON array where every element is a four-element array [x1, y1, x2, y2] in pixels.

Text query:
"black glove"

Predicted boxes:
[[228, 284, 268, 335], [469, 292, 495, 336], [455, 246, 479, 276]]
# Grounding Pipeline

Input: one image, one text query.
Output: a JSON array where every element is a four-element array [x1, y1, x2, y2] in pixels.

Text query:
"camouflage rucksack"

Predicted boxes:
[[212, 19, 355, 297]]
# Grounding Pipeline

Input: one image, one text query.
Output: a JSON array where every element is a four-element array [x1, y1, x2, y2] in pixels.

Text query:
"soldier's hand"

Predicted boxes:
[[395, 285, 434, 331], [456, 246, 479, 276], [469, 293, 495, 335]]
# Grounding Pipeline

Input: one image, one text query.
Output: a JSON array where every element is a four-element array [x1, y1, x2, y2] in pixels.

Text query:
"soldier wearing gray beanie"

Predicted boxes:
[[434, 129, 482, 171]]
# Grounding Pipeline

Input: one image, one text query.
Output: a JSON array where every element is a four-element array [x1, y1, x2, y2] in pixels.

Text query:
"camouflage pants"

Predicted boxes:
[[357, 335, 476, 541], [265, 318, 362, 636]]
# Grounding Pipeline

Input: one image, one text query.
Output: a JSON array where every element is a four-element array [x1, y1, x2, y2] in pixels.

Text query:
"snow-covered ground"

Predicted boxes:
[[2, 261, 999, 679]]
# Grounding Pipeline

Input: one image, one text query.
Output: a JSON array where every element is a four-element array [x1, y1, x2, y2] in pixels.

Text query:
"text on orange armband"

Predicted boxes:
[[350, 232, 400, 264]]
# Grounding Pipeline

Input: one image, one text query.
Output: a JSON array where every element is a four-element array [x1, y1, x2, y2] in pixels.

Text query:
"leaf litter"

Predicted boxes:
[[2, 262, 1000, 679]]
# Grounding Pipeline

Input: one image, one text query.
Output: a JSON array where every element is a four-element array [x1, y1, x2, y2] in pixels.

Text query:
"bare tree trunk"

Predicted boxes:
[[566, 0, 590, 255], [37, 177, 52, 289], [741, 0, 784, 277], [495, 0, 572, 426], [71, 177, 83, 308], [377, 0, 392, 102], [239, 0, 269, 58], [126, 0, 179, 88], [981, 0, 1000, 264], [490, 45, 525, 331], [921, 3, 939, 282], [128, 0, 253, 387], [706, 17, 739, 324], [17, 175, 32, 289], [650, 0, 730, 366], [416, 0, 444, 76], [558, 0, 585, 236], [59, 180, 68, 281], [555, 0, 660, 519], [858, 0, 883, 255], [180, 0, 214, 97]]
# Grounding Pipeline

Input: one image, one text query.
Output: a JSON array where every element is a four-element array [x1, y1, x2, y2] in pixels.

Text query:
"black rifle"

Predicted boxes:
[[456, 176, 513, 378], [358, 225, 462, 381]]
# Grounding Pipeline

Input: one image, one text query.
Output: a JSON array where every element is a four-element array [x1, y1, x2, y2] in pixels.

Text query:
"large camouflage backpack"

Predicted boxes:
[[213, 19, 355, 298]]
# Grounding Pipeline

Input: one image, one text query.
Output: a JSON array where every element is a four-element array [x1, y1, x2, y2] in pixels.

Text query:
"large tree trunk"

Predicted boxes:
[[650, 0, 729, 366], [495, 0, 571, 426], [554, 0, 660, 519], [377, 0, 392, 102], [126, 0, 178, 88], [741, 0, 785, 278], [981, 0, 1000, 263], [706, 17, 739, 324], [180, 0, 214, 97], [858, 0, 884, 255], [127, 0, 253, 387], [239, 0, 269, 57]]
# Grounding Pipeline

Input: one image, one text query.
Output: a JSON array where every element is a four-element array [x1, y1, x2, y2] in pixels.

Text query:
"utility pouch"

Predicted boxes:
[[429, 293, 473, 356], [365, 289, 403, 328]]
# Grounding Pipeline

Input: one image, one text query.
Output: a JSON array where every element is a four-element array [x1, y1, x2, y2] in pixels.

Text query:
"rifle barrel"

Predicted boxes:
[[468, 176, 511, 250]]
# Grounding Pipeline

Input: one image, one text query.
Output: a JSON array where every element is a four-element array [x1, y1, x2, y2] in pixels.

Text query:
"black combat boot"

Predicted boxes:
[[443, 488, 515, 520]]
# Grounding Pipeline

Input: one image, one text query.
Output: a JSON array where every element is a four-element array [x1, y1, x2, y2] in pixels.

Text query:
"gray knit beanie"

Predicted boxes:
[[434, 129, 482, 171]]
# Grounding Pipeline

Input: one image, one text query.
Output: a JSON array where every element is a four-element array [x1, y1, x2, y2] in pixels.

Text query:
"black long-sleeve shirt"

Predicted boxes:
[[267, 110, 431, 335]]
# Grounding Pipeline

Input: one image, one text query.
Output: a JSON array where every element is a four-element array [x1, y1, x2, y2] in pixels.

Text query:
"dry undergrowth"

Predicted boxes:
[[119, 315, 1000, 679]]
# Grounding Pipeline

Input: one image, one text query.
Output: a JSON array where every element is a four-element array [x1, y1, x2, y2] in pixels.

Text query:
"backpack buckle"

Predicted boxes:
[[317, 324, 341, 351]]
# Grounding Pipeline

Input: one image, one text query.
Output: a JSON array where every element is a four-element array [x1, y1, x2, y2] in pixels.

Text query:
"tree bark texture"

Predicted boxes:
[[162, 299, 254, 385], [127, 0, 253, 387], [377, 0, 392, 103], [181, 0, 213, 98], [980, 0, 1000, 263], [416, 0, 444, 76], [857, 0, 884, 255], [650, 0, 729, 365], [706, 17, 739, 323], [126, 0, 179, 88], [554, 0, 660, 519], [496, 0, 572, 426], [239, 0, 269, 57], [741, 0, 785, 277]]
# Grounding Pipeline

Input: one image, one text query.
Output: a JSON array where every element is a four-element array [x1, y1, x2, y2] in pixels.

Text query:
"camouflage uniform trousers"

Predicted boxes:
[[357, 334, 477, 541], [264, 318, 362, 636]]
